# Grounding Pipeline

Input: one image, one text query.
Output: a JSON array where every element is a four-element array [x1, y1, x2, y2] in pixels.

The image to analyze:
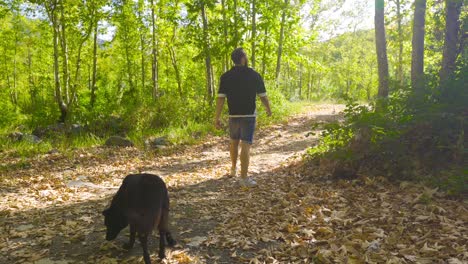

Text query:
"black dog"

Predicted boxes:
[[102, 173, 176, 263]]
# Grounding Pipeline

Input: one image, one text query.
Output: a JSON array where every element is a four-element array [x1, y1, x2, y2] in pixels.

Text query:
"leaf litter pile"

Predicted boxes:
[[1, 104, 466, 264]]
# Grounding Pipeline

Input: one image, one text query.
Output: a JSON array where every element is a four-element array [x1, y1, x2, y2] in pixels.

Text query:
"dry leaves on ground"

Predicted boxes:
[[0, 104, 466, 263]]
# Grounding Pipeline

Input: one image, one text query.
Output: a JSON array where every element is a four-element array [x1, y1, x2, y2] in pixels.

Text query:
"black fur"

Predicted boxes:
[[102, 173, 176, 263]]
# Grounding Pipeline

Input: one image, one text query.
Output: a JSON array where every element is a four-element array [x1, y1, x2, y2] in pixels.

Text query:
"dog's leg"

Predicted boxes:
[[123, 224, 135, 249], [164, 210, 177, 247], [139, 233, 151, 264], [158, 230, 166, 259], [159, 208, 176, 247], [166, 232, 176, 247]]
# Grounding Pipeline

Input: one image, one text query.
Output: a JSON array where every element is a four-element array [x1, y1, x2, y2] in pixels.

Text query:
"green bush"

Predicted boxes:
[[306, 62, 466, 189]]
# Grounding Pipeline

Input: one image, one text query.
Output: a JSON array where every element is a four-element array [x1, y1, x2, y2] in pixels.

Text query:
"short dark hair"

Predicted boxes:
[[231, 48, 246, 64]]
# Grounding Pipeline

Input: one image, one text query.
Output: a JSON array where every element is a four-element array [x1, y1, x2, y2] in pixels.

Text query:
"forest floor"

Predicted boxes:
[[1, 104, 466, 264]]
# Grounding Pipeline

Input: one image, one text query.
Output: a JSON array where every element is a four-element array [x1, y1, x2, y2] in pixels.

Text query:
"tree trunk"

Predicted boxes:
[[3, 48, 13, 105], [138, 0, 146, 91], [275, 0, 288, 85], [317, 76, 321, 94], [121, 14, 135, 96], [168, 26, 182, 97], [59, 0, 71, 106], [201, 2, 214, 101], [27, 45, 36, 107], [411, 0, 427, 90], [396, 0, 404, 85], [286, 62, 292, 96], [150, 0, 159, 100], [261, 26, 268, 76], [439, 0, 463, 84], [367, 64, 374, 100], [168, 46, 182, 96], [12, 25, 18, 106], [375, 0, 389, 98], [345, 69, 351, 96], [221, 0, 229, 72], [250, 0, 257, 69], [72, 20, 93, 107], [124, 44, 134, 95], [307, 70, 311, 100], [233, 0, 239, 47], [48, 3, 67, 122], [298, 63, 303, 98], [71, 38, 86, 106], [91, 16, 98, 108]]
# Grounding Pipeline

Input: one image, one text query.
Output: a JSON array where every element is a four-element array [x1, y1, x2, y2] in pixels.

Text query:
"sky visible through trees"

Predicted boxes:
[[98, 0, 377, 42]]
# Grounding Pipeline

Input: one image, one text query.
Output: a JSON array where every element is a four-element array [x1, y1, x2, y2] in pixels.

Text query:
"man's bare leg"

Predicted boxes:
[[240, 141, 251, 179], [230, 139, 240, 176]]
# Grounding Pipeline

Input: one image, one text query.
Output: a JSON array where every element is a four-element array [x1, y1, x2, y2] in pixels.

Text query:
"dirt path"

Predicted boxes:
[[1, 104, 466, 264]]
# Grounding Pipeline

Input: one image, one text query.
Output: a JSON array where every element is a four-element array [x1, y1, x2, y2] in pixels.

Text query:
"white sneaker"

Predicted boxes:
[[240, 177, 257, 187]]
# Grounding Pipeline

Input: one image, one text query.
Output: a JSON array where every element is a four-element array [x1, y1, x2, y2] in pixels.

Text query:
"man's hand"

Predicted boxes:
[[215, 97, 225, 130], [214, 118, 222, 130], [260, 96, 272, 117]]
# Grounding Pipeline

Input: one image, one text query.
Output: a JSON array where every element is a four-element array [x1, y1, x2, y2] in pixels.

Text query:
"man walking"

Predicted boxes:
[[215, 48, 272, 187]]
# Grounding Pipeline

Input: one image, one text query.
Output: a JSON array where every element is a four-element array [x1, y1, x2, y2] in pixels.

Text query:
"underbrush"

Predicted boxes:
[[0, 88, 307, 158], [305, 63, 467, 197]]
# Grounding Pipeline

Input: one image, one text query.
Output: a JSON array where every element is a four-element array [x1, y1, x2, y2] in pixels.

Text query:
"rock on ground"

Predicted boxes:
[[105, 136, 134, 147]]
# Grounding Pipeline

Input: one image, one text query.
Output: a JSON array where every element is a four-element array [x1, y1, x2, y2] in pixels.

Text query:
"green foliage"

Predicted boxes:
[[0, 0, 314, 150], [307, 61, 466, 192]]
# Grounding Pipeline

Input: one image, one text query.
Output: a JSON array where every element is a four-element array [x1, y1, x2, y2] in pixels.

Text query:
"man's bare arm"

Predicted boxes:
[[214, 97, 225, 129], [260, 96, 272, 116]]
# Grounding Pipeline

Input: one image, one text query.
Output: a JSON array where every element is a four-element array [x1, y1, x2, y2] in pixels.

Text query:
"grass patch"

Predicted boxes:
[[0, 100, 317, 159]]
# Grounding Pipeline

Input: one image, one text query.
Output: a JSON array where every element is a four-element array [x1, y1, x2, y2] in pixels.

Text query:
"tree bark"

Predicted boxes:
[[150, 0, 159, 100], [396, 0, 404, 85], [250, 0, 257, 69], [90, 15, 98, 108], [221, 0, 229, 72], [411, 0, 427, 90], [59, 0, 71, 106], [168, 27, 182, 97], [27, 45, 36, 107], [375, 0, 389, 98], [439, 0, 463, 84], [275, 0, 288, 85], [367, 63, 375, 100], [298, 63, 303, 98], [121, 9, 135, 96], [72, 20, 93, 107], [307, 70, 311, 100], [11, 18, 18, 106], [47, 1, 67, 122], [317, 76, 321, 95], [261, 26, 268, 76], [233, 0, 239, 48], [138, 0, 146, 91], [168, 45, 182, 97], [201, 2, 214, 101]]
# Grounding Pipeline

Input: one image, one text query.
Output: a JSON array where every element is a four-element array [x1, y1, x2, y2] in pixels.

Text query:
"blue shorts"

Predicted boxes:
[[229, 117, 256, 144]]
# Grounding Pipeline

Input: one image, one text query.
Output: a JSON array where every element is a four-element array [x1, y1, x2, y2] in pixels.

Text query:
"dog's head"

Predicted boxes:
[[102, 207, 128, 240]]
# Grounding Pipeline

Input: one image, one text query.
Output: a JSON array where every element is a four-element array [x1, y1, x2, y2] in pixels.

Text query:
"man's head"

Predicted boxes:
[[231, 48, 248, 66]]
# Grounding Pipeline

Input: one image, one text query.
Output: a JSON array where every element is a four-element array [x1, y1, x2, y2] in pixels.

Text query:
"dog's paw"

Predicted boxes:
[[167, 238, 177, 247], [166, 233, 177, 247]]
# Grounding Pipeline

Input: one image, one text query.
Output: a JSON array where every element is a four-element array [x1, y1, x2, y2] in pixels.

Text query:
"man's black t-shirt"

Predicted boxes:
[[218, 66, 267, 116]]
